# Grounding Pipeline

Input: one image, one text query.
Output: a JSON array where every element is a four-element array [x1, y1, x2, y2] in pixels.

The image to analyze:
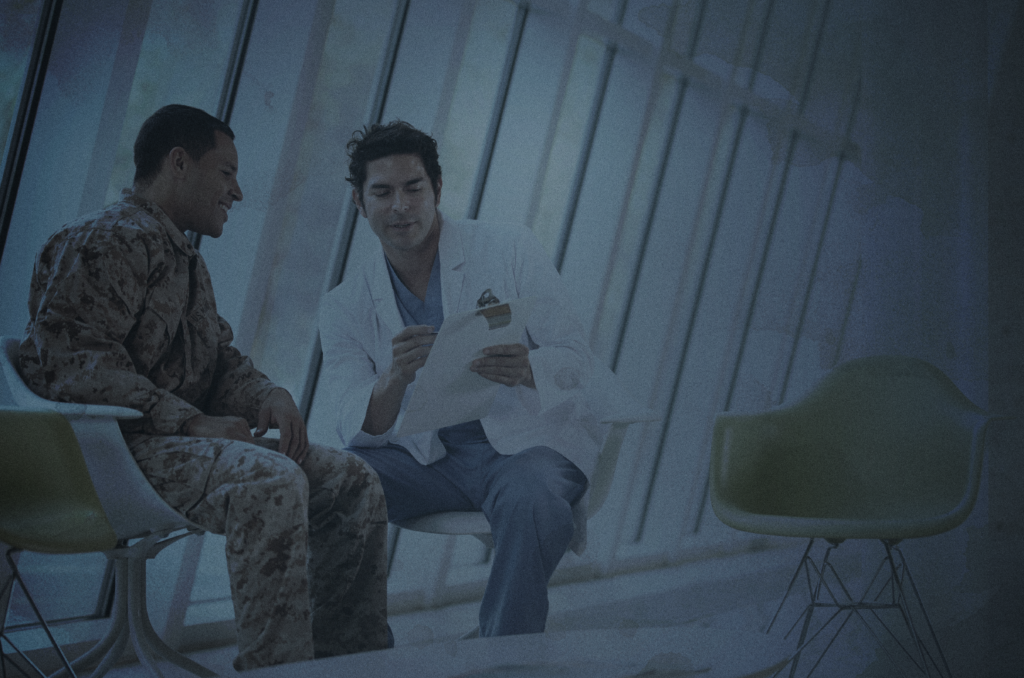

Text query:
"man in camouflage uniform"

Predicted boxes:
[[18, 105, 389, 670]]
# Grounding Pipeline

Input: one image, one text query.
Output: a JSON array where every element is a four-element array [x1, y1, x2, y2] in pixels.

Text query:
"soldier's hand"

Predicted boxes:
[[183, 414, 255, 443], [256, 388, 309, 465], [388, 324, 435, 388], [471, 343, 535, 388]]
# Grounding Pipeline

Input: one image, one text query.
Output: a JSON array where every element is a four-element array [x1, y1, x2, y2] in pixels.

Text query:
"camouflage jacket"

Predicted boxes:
[[19, 189, 276, 438]]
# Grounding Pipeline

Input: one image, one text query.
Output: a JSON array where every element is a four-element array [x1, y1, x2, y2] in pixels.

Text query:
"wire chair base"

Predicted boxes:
[[2, 531, 215, 678], [766, 538, 954, 678]]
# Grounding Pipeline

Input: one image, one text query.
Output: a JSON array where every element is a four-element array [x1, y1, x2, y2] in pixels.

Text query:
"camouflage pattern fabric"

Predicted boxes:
[[19, 190, 276, 436], [17, 190, 389, 669], [131, 436, 388, 670]]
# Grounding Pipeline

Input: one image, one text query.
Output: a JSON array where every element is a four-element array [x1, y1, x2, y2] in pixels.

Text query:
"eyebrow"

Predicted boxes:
[[369, 177, 424, 191]]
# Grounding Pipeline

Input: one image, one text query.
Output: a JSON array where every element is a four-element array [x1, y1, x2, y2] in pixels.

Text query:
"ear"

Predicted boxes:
[[352, 188, 367, 217], [166, 147, 190, 178], [434, 177, 442, 206]]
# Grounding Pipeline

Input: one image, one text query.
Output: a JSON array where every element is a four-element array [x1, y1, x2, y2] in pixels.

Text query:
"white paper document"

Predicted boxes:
[[396, 297, 536, 437]]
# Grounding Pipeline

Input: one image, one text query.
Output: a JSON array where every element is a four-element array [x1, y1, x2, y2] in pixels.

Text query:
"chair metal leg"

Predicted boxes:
[[47, 567, 128, 678], [2, 632, 49, 678], [1, 549, 77, 678], [47, 532, 215, 678], [768, 539, 955, 678], [767, 538, 815, 634], [122, 556, 215, 678], [883, 542, 954, 678]]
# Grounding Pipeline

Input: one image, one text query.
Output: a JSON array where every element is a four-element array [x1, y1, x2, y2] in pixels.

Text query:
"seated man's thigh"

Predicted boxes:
[[347, 444, 475, 522], [488, 447, 588, 506], [130, 435, 306, 533]]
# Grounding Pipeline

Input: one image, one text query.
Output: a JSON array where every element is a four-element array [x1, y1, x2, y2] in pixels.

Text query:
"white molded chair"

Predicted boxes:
[[394, 412, 651, 544], [0, 337, 215, 678], [393, 366, 656, 638], [710, 355, 989, 678]]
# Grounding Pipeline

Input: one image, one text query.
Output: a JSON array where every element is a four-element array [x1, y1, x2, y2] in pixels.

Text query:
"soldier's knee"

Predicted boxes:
[[247, 455, 310, 512], [353, 456, 387, 522]]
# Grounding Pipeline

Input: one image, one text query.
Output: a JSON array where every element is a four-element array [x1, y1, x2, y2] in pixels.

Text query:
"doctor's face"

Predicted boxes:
[[355, 153, 441, 257]]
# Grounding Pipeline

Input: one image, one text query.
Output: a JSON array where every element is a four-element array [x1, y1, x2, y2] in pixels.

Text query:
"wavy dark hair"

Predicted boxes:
[[346, 120, 442, 204], [133, 105, 234, 186]]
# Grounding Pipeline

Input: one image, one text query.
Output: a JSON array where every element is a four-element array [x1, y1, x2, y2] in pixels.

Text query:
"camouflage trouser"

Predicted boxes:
[[127, 435, 388, 671]]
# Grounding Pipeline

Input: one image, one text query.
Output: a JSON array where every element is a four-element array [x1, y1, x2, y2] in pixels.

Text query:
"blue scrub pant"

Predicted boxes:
[[348, 429, 587, 636]]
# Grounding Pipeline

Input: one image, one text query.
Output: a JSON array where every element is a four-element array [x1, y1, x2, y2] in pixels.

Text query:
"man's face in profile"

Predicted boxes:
[[177, 130, 243, 238]]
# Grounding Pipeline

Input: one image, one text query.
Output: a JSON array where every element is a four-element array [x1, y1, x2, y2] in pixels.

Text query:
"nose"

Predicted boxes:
[[231, 178, 243, 203], [390, 192, 408, 212]]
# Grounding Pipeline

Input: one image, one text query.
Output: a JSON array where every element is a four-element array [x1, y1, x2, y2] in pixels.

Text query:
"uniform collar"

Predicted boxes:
[[121, 188, 196, 256]]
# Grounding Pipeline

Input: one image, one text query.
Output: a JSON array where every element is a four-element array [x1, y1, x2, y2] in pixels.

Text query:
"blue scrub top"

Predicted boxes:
[[385, 253, 487, 446]]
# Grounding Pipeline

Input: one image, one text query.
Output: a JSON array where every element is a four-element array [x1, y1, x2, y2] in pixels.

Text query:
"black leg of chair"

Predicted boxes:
[[884, 541, 954, 678], [767, 538, 816, 634], [2, 549, 77, 678], [2, 631, 53, 678]]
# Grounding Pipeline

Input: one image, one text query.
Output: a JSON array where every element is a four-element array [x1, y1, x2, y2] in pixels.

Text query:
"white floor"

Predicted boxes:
[[87, 543, 923, 678]]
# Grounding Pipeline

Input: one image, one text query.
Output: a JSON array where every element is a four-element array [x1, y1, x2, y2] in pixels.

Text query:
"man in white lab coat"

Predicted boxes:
[[318, 120, 607, 636]]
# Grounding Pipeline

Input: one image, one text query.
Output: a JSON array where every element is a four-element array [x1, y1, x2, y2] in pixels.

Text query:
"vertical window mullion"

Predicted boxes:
[[0, 0, 62, 263], [191, 0, 261, 251], [301, 0, 412, 423], [467, 2, 528, 220], [779, 78, 863, 403]]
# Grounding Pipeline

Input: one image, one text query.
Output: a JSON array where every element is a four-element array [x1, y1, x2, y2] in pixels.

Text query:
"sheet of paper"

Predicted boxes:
[[396, 297, 536, 437]]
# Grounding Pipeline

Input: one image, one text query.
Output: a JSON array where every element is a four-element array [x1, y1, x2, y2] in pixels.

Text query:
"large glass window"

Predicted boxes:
[[0, 0, 990, 650], [1, 0, 249, 634], [0, 0, 43, 165], [101, 0, 247, 206]]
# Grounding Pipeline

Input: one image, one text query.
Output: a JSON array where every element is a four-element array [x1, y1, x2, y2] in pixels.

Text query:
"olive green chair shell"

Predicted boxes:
[[710, 355, 987, 541], [709, 355, 989, 678], [0, 409, 118, 555]]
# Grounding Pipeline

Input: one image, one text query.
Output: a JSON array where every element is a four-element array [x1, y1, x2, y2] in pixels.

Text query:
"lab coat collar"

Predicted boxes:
[[368, 247, 405, 339], [369, 210, 469, 335], [437, 211, 467, 315]]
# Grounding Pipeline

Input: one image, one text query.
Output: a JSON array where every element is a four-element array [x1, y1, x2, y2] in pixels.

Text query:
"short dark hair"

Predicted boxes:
[[133, 105, 234, 186], [346, 121, 442, 203]]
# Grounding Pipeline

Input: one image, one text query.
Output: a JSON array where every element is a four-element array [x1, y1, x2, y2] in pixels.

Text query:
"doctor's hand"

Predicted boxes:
[[362, 325, 436, 436], [471, 343, 535, 388], [256, 388, 309, 465], [388, 324, 436, 388]]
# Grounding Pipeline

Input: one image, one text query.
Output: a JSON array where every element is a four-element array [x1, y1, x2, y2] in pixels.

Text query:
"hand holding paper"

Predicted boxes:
[[471, 343, 535, 388], [396, 297, 536, 436], [362, 324, 435, 435]]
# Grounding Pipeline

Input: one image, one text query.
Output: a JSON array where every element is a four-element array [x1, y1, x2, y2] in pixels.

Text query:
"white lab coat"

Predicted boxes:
[[318, 216, 610, 551]]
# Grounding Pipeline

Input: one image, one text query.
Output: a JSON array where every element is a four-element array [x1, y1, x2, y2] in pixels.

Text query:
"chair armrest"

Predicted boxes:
[[39, 402, 143, 420], [2, 337, 142, 420]]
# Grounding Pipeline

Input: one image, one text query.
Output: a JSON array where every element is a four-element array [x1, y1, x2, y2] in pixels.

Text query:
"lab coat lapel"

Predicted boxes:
[[439, 215, 467, 314], [368, 248, 404, 339]]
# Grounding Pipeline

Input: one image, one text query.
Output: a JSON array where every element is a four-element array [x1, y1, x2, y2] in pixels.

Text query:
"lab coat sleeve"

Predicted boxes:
[[318, 287, 398, 448], [511, 227, 593, 412]]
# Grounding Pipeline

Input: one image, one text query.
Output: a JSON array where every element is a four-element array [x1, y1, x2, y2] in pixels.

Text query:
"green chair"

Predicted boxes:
[[1, 409, 116, 677], [0, 338, 215, 678], [710, 356, 989, 678]]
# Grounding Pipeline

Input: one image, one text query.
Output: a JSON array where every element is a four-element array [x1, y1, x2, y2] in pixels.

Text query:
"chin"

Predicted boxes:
[[196, 225, 223, 239]]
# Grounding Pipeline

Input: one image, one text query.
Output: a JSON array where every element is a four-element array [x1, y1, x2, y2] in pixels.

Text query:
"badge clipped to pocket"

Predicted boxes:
[[476, 288, 511, 329]]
